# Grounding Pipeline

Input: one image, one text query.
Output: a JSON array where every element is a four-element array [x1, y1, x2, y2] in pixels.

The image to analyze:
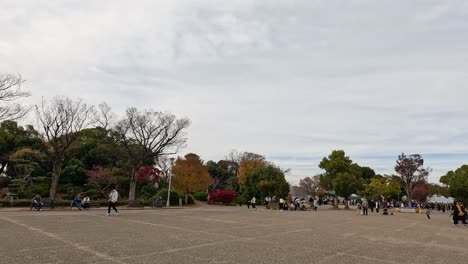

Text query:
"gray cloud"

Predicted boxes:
[[1, 0, 468, 183]]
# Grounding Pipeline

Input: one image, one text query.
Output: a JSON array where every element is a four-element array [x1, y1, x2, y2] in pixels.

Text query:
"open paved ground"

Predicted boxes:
[[1, 205, 467, 264]]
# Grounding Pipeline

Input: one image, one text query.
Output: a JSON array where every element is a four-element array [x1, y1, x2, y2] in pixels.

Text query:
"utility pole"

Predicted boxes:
[[166, 157, 175, 207]]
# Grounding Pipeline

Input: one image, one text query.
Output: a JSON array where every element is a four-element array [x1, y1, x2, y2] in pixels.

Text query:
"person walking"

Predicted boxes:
[[362, 200, 369, 216], [107, 186, 119, 216], [426, 207, 431, 220], [313, 198, 319, 212], [453, 201, 467, 225], [375, 201, 380, 213], [294, 198, 300, 211], [279, 198, 285, 211], [357, 202, 362, 215], [251, 197, 257, 210], [246, 197, 251, 209]]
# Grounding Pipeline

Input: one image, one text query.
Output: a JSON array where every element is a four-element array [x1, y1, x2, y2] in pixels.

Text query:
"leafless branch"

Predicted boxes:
[[34, 96, 95, 199], [113, 107, 190, 200], [0, 73, 31, 121]]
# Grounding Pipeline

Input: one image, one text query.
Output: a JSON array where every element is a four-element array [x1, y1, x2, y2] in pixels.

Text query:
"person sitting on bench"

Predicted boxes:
[[82, 196, 90, 210], [72, 193, 83, 210], [32, 194, 43, 211]]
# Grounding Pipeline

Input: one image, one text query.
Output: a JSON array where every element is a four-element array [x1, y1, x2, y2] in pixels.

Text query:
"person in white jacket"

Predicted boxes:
[[107, 186, 119, 216]]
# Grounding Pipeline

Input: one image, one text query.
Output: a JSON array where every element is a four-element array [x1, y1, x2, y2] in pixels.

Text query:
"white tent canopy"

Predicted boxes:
[[428, 195, 454, 204]]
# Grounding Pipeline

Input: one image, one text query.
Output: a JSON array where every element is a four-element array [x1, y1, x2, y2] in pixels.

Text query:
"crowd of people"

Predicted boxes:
[[30, 188, 468, 226], [243, 194, 468, 226]]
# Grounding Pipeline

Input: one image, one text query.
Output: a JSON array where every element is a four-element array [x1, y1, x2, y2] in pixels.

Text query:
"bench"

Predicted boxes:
[[152, 199, 166, 208], [128, 200, 144, 207], [88, 202, 101, 209]]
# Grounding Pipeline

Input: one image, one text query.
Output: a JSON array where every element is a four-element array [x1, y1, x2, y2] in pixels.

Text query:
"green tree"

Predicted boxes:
[[60, 158, 87, 186], [442, 165, 468, 204], [0, 121, 44, 175], [428, 183, 449, 197], [364, 176, 402, 201], [66, 127, 125, 169], [207, 160, 238, 192], [319, 150, 354, 208], [439, 171, 454, 186], [352, 165, 376, 183], [332, 172, 363, 208], [244, 164, 289, 201]]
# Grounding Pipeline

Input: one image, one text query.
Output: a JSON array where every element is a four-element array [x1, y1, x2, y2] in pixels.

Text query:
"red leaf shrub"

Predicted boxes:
[[208, 190, 236, 204], [137, 166, 161, 184]]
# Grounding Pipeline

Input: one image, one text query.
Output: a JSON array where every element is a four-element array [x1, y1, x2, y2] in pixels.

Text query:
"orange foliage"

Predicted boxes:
[[173, 153, 212, 194], [237, 153, 266, 185]]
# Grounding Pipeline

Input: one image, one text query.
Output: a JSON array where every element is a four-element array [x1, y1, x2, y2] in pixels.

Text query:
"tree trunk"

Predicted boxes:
[[344, 199, 349, 209], [128, 167, 137, 201], [49, 160, 63, 200], [129, 181, 137, 201], [334, 194, 338, 208], [185, 192, 188, 205]]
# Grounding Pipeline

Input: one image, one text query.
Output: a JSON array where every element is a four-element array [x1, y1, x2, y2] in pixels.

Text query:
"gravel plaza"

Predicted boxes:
[[0, 205, 467, 264]]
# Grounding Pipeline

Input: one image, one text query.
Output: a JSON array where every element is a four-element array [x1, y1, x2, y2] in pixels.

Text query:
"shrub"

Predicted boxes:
[[176, 192, 195, 205], [138, 184, 158, 200], [208, 190, 236, 204], [235, 195, 247, 205], [154, 188, 180, 206], [194, 192, 208, 201]]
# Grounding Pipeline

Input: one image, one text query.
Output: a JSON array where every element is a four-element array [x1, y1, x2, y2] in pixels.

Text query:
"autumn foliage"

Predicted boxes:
[[208, 190, 236, 204], [173, 153, 212, 203], [237, 153, 266, 185], [137, 166, 161, 184]]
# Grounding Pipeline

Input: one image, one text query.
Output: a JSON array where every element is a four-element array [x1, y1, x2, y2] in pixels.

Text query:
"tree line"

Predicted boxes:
[[1, 73, 467, 205], [0, 73, 290, 203], [299, 150, 467, 206]]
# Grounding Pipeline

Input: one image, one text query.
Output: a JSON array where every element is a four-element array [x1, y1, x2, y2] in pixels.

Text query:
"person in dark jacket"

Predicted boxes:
[[453, 201, 467, 225]]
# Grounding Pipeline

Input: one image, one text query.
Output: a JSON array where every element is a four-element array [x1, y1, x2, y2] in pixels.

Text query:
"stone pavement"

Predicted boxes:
[[0, 205, 467, 264]]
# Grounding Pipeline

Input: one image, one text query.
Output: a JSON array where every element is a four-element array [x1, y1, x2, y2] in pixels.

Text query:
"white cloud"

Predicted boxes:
[[1, 0, 468, 183]]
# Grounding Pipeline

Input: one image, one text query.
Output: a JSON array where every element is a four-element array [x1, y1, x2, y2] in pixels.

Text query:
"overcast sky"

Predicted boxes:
[[1, 0, 468, 184]]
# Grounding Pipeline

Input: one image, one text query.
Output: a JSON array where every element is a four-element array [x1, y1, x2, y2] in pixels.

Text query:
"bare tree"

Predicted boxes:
[[0, 74, 30, 121], [299, 175, 322, 197], [113, 107, 190, 200], [395, 153, 430, 204], [94, 102, 116, 130], [156, 156, 173, 181], [86, 167, 116, 198], [226, 150, 242, 177], [35, 96, 95, 199]]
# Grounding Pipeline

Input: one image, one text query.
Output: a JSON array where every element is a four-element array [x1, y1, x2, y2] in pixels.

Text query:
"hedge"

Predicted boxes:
[[194, 192, 208, 201]]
